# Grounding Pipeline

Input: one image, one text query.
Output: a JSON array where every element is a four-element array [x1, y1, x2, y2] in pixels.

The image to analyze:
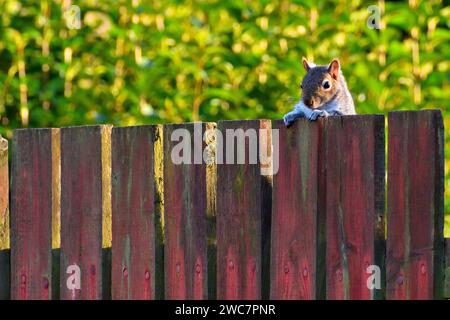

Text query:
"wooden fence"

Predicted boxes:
[[0, 110, 449, 300]]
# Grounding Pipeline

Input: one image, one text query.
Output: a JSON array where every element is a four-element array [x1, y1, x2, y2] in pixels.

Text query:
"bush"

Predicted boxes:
[[0, 0, 449, 233]]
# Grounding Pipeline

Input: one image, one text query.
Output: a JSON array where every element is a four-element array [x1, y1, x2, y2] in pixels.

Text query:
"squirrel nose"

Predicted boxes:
[[304, 98, 314, 107]]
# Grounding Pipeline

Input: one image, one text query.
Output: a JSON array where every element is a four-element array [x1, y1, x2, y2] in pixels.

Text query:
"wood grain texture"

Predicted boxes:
[[10, 129, 53, 299], [0, 136, 8, 251], [387, 110, 445, 300], [270, 119, 324, 299], [102, 126, 112, 249], [0, 135, 9, 299], [216, 120, 272, 300], [51, 129, 61, 250], [111, 126, 156, 300], [60, 126, 104, 300], [163, 123, 209, 299], [324, 115, 385, 300]]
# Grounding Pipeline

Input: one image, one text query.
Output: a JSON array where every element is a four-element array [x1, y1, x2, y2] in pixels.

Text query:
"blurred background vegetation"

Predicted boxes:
[[0, 0, 449, 234]]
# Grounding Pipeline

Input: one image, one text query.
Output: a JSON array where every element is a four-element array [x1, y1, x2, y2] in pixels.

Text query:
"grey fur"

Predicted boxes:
[[283, 61, 356, 126]]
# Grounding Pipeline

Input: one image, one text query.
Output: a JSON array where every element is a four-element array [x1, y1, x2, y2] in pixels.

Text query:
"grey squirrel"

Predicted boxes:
[[283, 58, 356, 126]]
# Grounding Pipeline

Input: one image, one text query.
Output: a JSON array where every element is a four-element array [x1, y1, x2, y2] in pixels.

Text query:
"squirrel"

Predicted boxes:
[[283, 58, 356, 126]]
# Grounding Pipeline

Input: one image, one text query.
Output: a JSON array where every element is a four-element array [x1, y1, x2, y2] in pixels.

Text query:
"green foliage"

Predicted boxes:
[[0, 0, 449, 234]]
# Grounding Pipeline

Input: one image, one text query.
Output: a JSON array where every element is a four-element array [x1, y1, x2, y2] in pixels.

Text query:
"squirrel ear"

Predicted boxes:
[[302, 57, 312, 72], [328, 59, 340, 80]]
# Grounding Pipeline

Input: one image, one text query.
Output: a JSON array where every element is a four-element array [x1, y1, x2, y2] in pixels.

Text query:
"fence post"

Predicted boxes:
[[387, 110, 445, 300], [10, 129, 53, 299], [324, 115, 386, 300], [0, 135, 9, 299], [111, 125, 158, 299], [270, 119, 324, 299], [216, 120, 272, 300], [60, 125, 111, 300], [163, 123, 212, 299]]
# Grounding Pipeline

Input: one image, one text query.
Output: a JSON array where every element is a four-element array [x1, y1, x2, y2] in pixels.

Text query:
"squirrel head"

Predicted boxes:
[[300, 58, 341, 109]]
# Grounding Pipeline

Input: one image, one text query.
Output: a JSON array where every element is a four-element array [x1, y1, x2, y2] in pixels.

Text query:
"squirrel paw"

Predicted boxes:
[[283, 115, 293, 127], [329, 110, 343, 116], [320, 110, 330, 118], [308, 110, 329, 121]]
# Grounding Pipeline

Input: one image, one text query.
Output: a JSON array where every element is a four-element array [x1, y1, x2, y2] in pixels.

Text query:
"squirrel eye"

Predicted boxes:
[[322, 80, 331, 90]]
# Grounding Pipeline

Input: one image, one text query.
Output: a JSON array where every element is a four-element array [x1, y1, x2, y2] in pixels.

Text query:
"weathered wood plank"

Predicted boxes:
[[387, 110, 445, 300], [216, 120, 272, 300], [0, 135, 9, 299], [325, 115, 385, 300], [60, 126, 106, 300], [163, 123, 209, 299], [111, 126, 156, 300], [270, 119, 324, 299], [10, 129, 53, 299]]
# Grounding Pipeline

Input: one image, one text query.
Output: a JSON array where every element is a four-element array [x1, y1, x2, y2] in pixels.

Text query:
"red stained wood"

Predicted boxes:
[[270, 119, 324, 299], [387, 110, 445, 300], [60, 126, 103, 300], [163, 123, 208, 299], [10, 129, 53, 299], [111, 126, 156, 300], [216, 120, 272, 300], [325, 115, 385, 300]]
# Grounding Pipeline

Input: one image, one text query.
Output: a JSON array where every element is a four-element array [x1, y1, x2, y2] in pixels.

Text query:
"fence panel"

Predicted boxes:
[[0, 111, 448, 300], [270, 119, 324, 299], [10, 129, 53, 299], [60, 126, 107, 299], [324, 115, 386, 300], [216, 120, 272, 300], [387, 110, 445, 300], [163, 123, 210, 299], [0, 135, 9, 299], [111, 126, 157, 299]]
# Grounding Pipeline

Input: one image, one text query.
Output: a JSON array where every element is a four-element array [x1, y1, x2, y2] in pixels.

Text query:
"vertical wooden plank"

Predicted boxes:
[[60, 125, 107, 300], [325, 115, 385, 300], [111, 126, 156, 300], [216, 120, 272, 300], [387, 110, 445, 300], [163, 123, 209, 299], [270, 119, 324, 299], [0, 135, 9, 299], [10, 129, 53, 299]]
